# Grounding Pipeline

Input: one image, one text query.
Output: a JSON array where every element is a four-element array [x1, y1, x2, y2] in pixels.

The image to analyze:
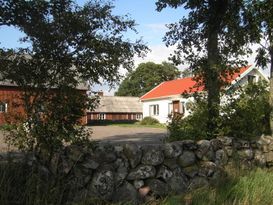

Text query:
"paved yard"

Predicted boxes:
[[0, 126, 167, 152], [88, 126, 168, 145]]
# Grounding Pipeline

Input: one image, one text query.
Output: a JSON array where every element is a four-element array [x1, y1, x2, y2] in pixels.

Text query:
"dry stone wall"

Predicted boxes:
[[1, 135, 273, 204]]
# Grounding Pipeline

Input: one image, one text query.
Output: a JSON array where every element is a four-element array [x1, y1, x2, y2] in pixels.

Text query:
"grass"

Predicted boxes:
[[162, 167, 273, 205]]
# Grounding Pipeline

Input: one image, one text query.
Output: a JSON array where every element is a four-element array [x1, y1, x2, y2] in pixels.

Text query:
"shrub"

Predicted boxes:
[[167, 101, 209, 141], [220, 81, 271, 139], [140, 116, 160, 125]]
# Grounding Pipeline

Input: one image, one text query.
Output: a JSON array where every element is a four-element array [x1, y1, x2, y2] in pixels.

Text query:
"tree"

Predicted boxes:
[[156, 0, 253, 137], [115, 61, 180, 97], [0, 0, 147, 155], [248, 0, 273, 136]]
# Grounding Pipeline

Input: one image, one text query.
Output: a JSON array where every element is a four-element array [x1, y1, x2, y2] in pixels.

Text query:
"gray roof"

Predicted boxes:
[[0, 80, 88, 90], [90, 96, 142, 113]]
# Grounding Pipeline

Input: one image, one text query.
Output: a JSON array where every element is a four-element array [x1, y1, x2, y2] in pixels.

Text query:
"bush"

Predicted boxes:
[[167, 101, 209, 141], [220, 81, 271, 139], [140, 117, 160, 125]]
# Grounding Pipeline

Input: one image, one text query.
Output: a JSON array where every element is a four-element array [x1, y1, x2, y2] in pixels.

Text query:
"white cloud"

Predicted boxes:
[[134, 44, 175, 65], [91, 44, 177, 95], [144, 23, 167, 32]]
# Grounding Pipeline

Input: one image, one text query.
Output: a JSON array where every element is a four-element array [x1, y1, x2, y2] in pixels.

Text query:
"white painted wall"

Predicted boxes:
[[142, 68, 268, 124], [142, 96, 193, 123]]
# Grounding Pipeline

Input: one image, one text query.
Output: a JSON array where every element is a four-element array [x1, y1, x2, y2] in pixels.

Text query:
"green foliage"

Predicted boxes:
[[167, 101, 209, 141], [140, 116, 160, 125], [246, 0, 273, 135], [247, 0, 273, 69], [164, 168, 273, 205], [115, 62, 180, 97], [167, 81, 271, 141], [0, 0, 147, 155], [220, 81, 271, 140], [155, 0, 254, 136]]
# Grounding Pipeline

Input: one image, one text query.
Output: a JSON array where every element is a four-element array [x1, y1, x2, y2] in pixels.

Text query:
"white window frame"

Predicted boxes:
[[248, 75, 256, 84], [98, 113, 106, 120], [180, 102, 185, 114], [168, 103, 173, 115], [136, 114, 142, 120], [0, 102, 8, 113], [149, 104, 159, 116]]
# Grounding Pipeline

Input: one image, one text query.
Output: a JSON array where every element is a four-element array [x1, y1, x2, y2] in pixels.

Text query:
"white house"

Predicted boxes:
[[140, 65, 268, 123]]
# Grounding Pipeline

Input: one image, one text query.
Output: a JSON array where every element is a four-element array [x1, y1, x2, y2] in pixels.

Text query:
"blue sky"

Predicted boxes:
[[0, 0, 186, 49], [0, 0, 187, 95], [0, 0, 263, 95]]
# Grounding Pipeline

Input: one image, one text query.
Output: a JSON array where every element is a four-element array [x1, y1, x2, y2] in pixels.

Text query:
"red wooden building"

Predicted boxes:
[[0, 81, 88, 125], [87, 95, 142, 124]]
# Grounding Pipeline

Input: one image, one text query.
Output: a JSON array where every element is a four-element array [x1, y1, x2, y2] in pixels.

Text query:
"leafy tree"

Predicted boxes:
[[248, 0, 273, 136], [156, 0, 254, 137], [115, 61, 180, 97], [0, 0, 147, 156]]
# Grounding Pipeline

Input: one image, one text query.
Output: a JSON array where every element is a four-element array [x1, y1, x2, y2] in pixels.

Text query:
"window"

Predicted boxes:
[[98, 113, 106, 120], [0, 102, 7, 113], [149, 104, 159, 116], [180, 102, 185, 114], [37, 104, 45, 113], [168, 103, 173, 114], [248, 75, 256, 84], [136, 114, 142, 120]]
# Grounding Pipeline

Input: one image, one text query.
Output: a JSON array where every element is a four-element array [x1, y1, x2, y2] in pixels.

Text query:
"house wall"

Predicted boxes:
[[0, 86, 25, 125], [87, 112, 143, 124], [231, 69, 267, 88], [0, 86, 87, 125], [142, 97, 193, 123], [142, 68, 268, 124], [221, 68, 268, 105]]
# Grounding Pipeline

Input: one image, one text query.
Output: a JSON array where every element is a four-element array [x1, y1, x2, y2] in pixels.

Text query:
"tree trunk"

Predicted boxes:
[[269, 43, 273, 136], [205, 0, 224, 138], [206, 29, 221, 138]]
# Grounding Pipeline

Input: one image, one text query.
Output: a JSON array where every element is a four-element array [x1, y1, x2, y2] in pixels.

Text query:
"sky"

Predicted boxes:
[[0, 0, 265, 95]]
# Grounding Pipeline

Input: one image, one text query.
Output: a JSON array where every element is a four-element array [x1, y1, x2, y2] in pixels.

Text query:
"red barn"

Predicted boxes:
[[0, 81, 88, 125]]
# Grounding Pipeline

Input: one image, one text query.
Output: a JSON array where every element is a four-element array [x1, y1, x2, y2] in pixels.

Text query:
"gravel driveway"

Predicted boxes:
[[0, 126, 168, 152], [88, 126, 168, 145]]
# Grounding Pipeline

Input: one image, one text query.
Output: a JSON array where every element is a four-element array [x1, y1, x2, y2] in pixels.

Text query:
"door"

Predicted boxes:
[[173, 101, 180, 113]]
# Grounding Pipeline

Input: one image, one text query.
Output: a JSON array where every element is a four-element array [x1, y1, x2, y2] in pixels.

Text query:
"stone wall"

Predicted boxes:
[[1, 135, 273, 204]]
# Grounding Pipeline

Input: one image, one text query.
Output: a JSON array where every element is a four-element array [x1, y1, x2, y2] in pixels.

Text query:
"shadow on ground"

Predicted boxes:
[[93, 132, 167, 145]]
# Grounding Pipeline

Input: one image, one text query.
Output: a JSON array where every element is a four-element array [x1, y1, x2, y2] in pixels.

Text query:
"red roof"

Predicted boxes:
[[140, 65, 251, 101]]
